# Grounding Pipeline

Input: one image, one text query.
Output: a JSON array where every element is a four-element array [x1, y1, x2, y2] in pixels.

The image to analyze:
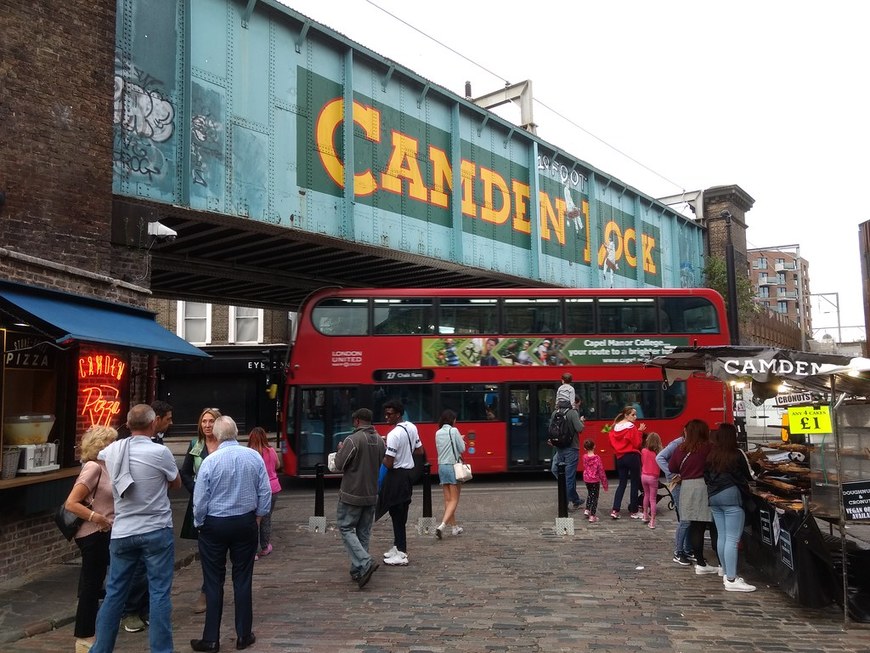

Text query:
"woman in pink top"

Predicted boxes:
[[640, 432, 663, 529], [248, 427, 282, 558], [64, 425, 117, 653]]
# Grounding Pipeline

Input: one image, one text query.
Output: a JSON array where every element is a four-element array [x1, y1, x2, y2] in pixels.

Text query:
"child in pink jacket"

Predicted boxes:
[[581, 439, 608, 523]]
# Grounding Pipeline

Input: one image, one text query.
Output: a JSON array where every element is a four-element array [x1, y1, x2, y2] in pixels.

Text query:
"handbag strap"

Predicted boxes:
[[83, 462, 103, 507], [678, 451, 691, 472], [396, 423, 415, 456], [448, 427, 461, 463]]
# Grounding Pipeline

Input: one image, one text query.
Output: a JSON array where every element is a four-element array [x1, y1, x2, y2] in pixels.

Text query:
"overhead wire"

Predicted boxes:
[[362, 0, 686, 194]]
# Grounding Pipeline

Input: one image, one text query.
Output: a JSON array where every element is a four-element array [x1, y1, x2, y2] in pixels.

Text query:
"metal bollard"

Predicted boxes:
[[314, 463, 325, 516], [308, 463, 327, 533], [422, 462, 432, 518], [417, 462, 436, 535], [556, 461, 568, 518]]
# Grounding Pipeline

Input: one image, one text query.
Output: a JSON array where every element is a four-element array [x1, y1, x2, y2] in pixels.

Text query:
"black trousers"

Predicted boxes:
[[198, 512, 259, 642], [74, 530, 111, 638], [388, 501, 410, 553]]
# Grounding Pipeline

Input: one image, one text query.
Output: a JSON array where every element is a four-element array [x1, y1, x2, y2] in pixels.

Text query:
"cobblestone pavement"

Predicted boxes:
[[5, 479, 870, 652]]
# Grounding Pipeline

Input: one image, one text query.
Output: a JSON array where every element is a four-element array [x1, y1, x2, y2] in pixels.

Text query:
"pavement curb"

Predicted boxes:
[[3, 549, 201, 645]]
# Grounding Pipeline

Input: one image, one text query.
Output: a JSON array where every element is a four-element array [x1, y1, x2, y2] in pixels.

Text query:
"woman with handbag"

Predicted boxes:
[[180, 407, 221, 613], [705, 423, 757, 592], [434, 409, 466, 539], [668, 419, 718, 575], [64, 425, 117, 653]]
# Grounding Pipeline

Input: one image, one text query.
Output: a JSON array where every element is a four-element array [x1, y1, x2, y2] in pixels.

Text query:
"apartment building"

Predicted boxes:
[[747, 248, 812, 335]]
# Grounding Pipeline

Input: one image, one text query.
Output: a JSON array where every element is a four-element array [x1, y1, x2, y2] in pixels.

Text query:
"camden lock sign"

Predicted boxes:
[[721, 359, 825, 376]]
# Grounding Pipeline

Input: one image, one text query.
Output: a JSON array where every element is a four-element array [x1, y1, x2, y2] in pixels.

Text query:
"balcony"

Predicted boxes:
[[775, 261, 797, 272], [757, 276, 777, 285], [777, 290, 798, 300]]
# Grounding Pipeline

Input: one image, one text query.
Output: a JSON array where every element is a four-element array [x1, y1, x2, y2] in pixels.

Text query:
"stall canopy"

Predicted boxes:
[[646, 346, 860, 400], [0, 280, 208, 358]]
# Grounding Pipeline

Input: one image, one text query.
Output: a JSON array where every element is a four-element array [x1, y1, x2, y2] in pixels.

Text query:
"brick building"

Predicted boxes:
[[0, 0, 204, 583]]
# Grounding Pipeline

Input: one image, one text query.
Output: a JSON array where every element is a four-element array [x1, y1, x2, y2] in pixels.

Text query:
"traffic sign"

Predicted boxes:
[[787, 406, 832, 434]]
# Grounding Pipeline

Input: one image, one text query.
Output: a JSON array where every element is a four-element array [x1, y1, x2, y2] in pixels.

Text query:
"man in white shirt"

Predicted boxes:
[[380, 399, 423, 567]]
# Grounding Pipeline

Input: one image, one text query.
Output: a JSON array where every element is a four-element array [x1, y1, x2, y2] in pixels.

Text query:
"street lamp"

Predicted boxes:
[[810, 292, 842, 345]]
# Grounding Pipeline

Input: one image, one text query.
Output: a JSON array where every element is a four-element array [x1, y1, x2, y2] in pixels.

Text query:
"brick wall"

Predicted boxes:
[[0, 0, 118, 276], [0, 510, 80, 587]]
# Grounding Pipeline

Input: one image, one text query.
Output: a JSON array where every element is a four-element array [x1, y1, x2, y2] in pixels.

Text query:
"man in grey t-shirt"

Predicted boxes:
[[91, 404, 181, 653]]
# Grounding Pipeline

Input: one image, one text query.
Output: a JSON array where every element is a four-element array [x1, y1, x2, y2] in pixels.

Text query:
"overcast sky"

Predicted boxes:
[[283, 0, 869, 341]]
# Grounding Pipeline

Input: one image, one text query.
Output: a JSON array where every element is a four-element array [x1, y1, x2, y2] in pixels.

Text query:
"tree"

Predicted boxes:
[[703, 255, 759, 332]]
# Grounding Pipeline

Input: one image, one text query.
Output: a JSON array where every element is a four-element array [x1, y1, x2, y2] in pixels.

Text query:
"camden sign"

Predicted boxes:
[[721, 359, 824, 377]]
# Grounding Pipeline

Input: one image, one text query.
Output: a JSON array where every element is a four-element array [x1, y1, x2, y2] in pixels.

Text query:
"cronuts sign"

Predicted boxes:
[[722, 359, 824, 376]]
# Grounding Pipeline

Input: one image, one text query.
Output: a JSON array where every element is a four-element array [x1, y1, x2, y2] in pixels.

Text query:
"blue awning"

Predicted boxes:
[[0, 281, 208, 358]]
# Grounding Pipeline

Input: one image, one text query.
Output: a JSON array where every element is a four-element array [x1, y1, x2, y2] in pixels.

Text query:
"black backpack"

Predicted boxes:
[[547, 408, 574, 448]]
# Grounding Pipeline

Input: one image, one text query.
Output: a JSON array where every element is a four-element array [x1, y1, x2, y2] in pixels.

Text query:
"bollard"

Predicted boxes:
[[314, 463, 325, 516], [422, 462, 432, 517], [308, 463, 327, 533], [417, 462, 436, 535], [557, 461, 568, 518]]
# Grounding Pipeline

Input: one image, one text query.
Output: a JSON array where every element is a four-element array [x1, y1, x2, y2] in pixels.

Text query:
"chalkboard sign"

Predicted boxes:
[[780, 529, 794, 570], [842, 480, 870, 521], [760, 508, 773, 545]]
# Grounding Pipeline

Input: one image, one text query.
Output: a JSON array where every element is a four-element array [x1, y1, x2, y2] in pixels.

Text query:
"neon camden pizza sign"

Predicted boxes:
[[722, 359, 824, 376]]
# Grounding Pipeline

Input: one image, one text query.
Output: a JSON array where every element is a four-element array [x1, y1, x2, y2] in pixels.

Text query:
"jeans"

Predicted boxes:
[[74, 530, 111, 638], [198, 512, 259, 643], [122, 559, 149, 619], [671, 483, 691, 555], [337, 501, 376, 578], [551, 447, 581, 506], [91, 527, 175, 653], [710, 485, 745, 580], [612, 452, 641, 514]]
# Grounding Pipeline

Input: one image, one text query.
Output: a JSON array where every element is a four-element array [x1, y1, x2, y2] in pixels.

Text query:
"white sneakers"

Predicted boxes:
[[383, 545, 398, 558], [694, 564, 720, 575], [724, 576, 756, 592], [384, 551, 409, 566], [452, 526, 464, 536]]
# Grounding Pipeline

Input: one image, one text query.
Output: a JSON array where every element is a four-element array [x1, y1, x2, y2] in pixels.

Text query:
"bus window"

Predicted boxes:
[[373, 298, 435, 334], [598, 298, 657, 334], [664, 381, 687, 418], [659, 296, 719, 334], [440, 384, 498, 421], [438, 298, 499, 334], [503, 298, 562, 334], [311, 298, 369, 335], [373, 385, 435, 424], [565, 298, 594, 333]]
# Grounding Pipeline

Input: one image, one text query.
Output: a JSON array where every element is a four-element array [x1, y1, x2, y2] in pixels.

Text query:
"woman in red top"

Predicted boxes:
[[669, 419, 718, 574], [608, 406, 646, 519]]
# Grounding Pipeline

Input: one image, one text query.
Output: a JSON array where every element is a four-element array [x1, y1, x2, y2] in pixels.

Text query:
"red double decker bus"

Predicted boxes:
[[280, 287, 730, 477]]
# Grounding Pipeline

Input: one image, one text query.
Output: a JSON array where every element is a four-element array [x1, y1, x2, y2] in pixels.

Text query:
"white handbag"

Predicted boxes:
[[453, 461, 472, 483], [327, 452, 339, 473]]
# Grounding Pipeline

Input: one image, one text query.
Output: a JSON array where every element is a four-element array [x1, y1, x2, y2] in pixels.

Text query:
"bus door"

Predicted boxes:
[[507, 384, 556, 470], [297, 386, 360, 473]]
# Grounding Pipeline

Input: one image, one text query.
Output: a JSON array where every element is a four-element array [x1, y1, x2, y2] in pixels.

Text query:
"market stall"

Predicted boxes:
[[647, 346, 870, 627]]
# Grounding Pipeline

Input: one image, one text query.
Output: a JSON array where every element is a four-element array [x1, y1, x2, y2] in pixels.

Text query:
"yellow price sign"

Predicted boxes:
[[788, 406, 832, 434]]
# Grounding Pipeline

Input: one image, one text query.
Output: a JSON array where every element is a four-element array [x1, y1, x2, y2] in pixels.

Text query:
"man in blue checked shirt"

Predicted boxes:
[[191, 416, 271, 653]]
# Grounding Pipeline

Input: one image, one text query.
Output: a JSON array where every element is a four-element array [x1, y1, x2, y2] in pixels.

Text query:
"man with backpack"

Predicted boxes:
[[548, 394, 585, 511]]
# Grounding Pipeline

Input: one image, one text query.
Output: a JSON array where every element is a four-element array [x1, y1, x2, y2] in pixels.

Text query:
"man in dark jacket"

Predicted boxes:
[[549, 402, 585, 511], [334, 408, 387, 589]]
